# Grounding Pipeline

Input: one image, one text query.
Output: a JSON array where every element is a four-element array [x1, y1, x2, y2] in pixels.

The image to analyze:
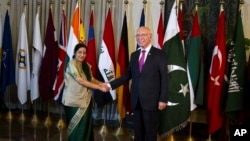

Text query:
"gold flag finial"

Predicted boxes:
[[49, 0, 54, 9], [179, 0, 184, 11], [240, 0, 245, 4], [143, 0, 147, 10], [220, 0, 225, 11], [159, 0, 164, 10], [37, 1, 41, 5], [124, 0, 129, 5], [160, 0, 164, 6], [24, 1, 28, 5], [7, 0, 11, 10], [23, 0, 28, 13], [194, 0, 199, 11], [61, 0, 65, 5], [107, 0, 112, 4], [50, 0, 54, 4], [240, 0, 245, 11]]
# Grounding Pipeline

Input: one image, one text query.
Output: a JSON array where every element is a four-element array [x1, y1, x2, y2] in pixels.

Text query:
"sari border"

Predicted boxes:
[[67, 101, 90, 135]]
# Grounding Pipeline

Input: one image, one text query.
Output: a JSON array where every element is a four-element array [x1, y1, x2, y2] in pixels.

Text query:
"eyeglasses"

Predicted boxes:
[[135, 34, 151, 38]]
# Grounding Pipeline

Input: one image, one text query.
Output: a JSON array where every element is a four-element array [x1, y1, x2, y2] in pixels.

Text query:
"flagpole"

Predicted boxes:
[[207, 134, 212, 141], [99, 0, 112, 136], [31, 100, 39, 125], [223, 117, 230, 141], [90, 0, 95, 16], [207, 1, 224, 141], [0, 1, 1, 121], [143, 0, 147, 12], [99, 105, 108, 135], [19, 2, 28, 124], [56, 1, 67, 134], [78, 0, 81, 41], [44, 0, 54, 129], [6, 88, 12, 120], [188, 0, 200, 140], [19, 105, 25, 121], [6, 1, 12, 121], [44, 101, 52, 128], [188, 112, 194, 141], [31, 1, 41, 126], [8, 117, 12, 140], [114, 1, 129, 136]]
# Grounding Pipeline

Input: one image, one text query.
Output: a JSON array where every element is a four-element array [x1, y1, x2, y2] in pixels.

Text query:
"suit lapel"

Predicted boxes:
[[134, 50, 141, 73], [142, 47, 154, 72]]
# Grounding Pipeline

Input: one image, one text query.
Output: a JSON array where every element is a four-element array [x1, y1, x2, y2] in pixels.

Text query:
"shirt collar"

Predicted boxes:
[[140, 44, 152, 52]]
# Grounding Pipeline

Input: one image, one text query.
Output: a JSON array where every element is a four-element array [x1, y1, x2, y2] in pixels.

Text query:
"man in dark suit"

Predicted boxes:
[[106, 26, 168, 141]]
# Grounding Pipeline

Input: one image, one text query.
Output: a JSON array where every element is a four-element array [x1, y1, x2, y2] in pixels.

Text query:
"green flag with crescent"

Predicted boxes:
[[158, 1, 190, 137]]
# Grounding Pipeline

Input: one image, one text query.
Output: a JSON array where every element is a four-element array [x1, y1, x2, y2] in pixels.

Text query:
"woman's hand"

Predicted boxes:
[[99, 83, 110, 92]]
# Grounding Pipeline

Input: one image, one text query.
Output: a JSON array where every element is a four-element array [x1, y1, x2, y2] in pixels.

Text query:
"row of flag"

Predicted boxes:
[[158, 0, 250, 137], [0, 0, 249, 137], [0, 3, 96, 104], [205, 2, 249, 135]]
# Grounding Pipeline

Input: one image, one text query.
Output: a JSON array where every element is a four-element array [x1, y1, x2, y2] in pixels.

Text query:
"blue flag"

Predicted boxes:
[[139, 8, 145, 27], [0, 10, 15, 95], [136, 8, 145, 50]]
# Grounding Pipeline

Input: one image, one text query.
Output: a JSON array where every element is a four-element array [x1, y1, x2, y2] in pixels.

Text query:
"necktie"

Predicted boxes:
[[139, 50, 146, 72]]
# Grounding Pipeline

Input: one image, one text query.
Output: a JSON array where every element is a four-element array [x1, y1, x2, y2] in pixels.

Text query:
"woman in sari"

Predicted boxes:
[[62, 43, 108, 141]]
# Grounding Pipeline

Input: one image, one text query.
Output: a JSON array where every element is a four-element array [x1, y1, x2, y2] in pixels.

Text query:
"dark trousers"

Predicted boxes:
[[133, 101, 158, 141]]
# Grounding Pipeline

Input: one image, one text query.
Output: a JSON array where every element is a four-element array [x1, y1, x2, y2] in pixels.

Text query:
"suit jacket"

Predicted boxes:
[[110, 46, 168, 111]]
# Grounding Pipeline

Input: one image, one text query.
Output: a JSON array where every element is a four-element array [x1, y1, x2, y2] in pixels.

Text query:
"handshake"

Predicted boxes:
[[98, 83, 110, 93]]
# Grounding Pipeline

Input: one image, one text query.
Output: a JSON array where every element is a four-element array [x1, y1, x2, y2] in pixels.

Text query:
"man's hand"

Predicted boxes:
[[99, 83, 110, 92], [158, 102, 167, 110]]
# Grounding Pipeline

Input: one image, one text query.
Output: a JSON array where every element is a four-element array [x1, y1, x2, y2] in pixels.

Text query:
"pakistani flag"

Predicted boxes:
[[224, 10, 246, 120], [158, 1, 190, 137]]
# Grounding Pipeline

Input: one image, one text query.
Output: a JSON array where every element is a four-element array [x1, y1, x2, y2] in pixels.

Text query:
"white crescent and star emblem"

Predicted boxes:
[[209, 45, 223, 86], [167, 65, 189, 106], [178, 83, 189, 97], [211, 76, 220, 86]]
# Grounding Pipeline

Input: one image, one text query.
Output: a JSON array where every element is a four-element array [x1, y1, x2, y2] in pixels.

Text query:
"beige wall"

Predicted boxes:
[[242, 0, 250, 61]]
